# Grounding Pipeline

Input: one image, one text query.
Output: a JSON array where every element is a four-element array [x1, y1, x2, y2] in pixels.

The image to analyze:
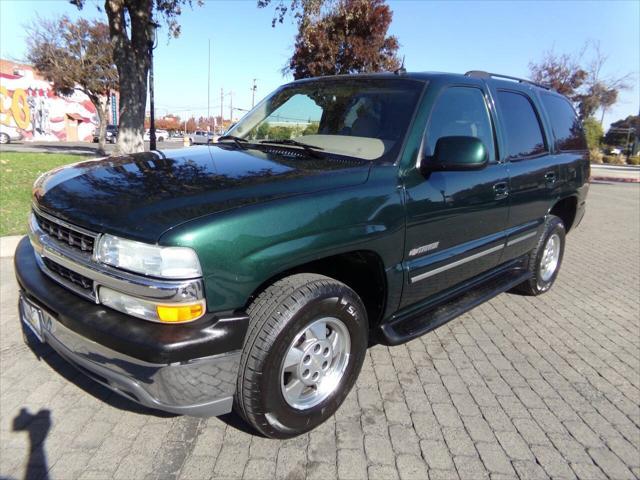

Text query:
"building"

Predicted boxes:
[[0, 59, 118, 142]]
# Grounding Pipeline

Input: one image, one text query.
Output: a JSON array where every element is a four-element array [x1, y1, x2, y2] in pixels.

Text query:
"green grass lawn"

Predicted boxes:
[[0, 152, 90, 236]]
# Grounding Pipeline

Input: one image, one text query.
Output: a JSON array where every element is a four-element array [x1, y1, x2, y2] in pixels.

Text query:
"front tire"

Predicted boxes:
[[513, 215, 565, 295], [235, 274, 368, 438]]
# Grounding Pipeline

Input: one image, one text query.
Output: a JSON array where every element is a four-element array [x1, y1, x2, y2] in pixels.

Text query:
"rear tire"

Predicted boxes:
[[235, 274, 368, 438], [512, 215, 565, 295]]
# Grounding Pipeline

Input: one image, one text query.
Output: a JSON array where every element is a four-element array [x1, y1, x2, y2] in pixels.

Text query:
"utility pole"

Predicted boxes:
[[220, 88, 224, 130], [251, 79, 257, 108], [148, 20, 159, 151], [229, 91, 233, 123], [207, 39, 211, 132]]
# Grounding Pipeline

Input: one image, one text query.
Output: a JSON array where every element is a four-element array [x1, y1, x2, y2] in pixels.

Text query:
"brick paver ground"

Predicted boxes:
[[1, 182, 639, 480]]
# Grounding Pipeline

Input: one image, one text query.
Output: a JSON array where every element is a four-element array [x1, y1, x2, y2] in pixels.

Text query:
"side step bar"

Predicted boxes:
[[380, 267, 532, 345]]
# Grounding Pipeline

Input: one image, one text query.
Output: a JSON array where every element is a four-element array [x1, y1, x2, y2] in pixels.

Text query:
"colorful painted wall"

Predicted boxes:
[[0, 59, 114, 142]]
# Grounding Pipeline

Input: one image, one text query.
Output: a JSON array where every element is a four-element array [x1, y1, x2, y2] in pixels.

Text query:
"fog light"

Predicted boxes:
[[99, 287, 205, 323]]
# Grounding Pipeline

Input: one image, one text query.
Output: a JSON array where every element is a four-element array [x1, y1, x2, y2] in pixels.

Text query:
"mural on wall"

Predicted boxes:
[[0, 64, 98, 142]]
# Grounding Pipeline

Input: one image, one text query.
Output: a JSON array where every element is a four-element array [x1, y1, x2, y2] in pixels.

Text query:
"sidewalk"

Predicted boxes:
[[0, 235, 22, 258], [591, 163, 640, 183]]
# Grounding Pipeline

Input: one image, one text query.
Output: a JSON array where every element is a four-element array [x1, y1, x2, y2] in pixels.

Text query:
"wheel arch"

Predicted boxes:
[[549, 195, 578, 232], [244, 249, 388, 331]]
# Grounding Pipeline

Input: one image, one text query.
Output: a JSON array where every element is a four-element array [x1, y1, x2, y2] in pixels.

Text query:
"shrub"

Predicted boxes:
[[627, 156, 640, 166], [589, 148, 603, 163]]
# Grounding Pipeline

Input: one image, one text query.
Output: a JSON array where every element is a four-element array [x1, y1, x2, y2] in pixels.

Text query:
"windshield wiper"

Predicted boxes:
[[259, 139, 324, 158], [216, 135, 249, 149]]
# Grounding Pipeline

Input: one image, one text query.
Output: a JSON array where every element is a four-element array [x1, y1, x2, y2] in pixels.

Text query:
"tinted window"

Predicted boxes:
[[426, 87, 495, 161], [540, 94, 587, 151], [497, 91, 546, 159], [229, 78, 424, 162]]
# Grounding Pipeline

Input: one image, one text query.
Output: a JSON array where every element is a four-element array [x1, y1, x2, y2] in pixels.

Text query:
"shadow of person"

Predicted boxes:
[[12, 408, 51, 480]]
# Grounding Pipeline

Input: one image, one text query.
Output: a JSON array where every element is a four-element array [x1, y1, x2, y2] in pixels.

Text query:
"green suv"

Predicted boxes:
[[16, 71, 589, 438]]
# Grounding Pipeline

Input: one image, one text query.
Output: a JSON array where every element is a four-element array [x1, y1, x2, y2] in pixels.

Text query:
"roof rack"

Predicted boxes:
[[464, 71, 552, 90]]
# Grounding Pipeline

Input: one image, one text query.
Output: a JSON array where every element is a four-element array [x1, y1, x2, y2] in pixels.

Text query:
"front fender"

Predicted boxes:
[[160, 166, 404, 314]]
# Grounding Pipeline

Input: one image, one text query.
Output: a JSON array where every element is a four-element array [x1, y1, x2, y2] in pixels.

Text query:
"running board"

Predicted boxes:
[[380, 268, 532, 345]]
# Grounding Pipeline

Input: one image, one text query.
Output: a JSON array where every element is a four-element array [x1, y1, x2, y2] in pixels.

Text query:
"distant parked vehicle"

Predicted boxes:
[[189, 130, 215, 145], [92, 125, 118, 144], [0, 125, 23, 144], [144, 129, 168, 142]]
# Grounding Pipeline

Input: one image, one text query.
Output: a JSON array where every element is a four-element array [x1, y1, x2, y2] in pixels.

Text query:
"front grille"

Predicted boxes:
[[43, 257, 94, 292], [35, 211, 96, 253]]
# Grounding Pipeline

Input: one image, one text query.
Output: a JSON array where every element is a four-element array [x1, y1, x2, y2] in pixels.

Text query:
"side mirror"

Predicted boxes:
[[421, 136, 488, 174]]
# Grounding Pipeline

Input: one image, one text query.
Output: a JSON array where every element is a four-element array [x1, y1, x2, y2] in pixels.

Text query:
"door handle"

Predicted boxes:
[[493, 182, 509, 199], [544, 171, 557, 185]]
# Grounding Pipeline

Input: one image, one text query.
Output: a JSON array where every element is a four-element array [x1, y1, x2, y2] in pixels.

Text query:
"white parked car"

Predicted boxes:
[[0, 125, 23, 144], [189, 130, 216, 145], [143, 129, 168, 142]]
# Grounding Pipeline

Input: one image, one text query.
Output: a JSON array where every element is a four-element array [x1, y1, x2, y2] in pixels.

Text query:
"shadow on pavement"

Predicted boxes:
[[12, 408, 51, 480]]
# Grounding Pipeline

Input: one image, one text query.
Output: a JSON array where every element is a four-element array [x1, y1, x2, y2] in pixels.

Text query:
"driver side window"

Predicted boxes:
[[425, 87, 496, 162]]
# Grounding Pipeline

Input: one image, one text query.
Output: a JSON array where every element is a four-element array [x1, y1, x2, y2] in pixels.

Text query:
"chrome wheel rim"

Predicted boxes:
[[539, 233, 560, 282], [280, 317, 351, 410]]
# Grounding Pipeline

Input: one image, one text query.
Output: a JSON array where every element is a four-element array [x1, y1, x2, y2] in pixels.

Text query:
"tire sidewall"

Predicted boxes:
[[534, 218, 565, 293], [0, 133, 9, 144], [255, 289, 367, 437]]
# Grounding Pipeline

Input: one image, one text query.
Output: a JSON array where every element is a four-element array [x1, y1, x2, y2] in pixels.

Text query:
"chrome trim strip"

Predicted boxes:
[[29, 212, 205, 303], [32, 203, 99, 239], [506, 230, 537, 247], [410, 244, 504, 284], [34, 254, 96, 302]]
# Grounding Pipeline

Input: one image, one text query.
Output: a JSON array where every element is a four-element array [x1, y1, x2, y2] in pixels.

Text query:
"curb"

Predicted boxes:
[[590, 176, 640, 184], [0, 235, 23, 258]]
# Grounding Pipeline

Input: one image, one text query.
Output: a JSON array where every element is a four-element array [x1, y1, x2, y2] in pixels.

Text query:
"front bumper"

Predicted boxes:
[[15, 237, 248, 416]]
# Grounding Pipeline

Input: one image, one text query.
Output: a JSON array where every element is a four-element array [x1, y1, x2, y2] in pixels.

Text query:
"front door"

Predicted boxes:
[[400, 85, 509, 309]]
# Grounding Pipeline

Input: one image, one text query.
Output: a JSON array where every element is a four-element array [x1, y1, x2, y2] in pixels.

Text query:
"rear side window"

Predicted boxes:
[[497, 91, 547, 160], [425, 86, 496, 161], [540, 94, 587, 151]]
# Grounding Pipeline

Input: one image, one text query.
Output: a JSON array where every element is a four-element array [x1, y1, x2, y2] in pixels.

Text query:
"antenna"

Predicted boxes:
[[394, 56, 406, 75]]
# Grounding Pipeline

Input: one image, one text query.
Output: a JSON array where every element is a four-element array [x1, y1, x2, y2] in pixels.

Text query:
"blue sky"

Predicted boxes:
[[1, 0, 638, 128]]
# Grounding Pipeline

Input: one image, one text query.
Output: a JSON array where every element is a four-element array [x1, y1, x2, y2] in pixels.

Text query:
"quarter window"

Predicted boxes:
[[425, 87, 495, 161], [540, 94, 587, 151], [497, 91, 547, 159]]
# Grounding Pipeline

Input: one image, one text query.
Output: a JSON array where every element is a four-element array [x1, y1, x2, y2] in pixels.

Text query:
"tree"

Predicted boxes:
[[582, 117, 604, 151], [528, 49, 587, 97], [258, 0, 326, 27], [575, 43, 632, 122], [604, 115, 639, 151], [72, 0, 201, 154], [529, 42, 632, 122], [286, 0, 400, 79], [26, 16, 117, 152]]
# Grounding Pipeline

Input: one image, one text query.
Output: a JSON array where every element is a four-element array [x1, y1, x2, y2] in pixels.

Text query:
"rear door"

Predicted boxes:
[[490, 88, 559, 261], [400, 84, 509, 309]]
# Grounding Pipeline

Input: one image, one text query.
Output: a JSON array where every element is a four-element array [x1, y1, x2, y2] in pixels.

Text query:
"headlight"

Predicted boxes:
[[95, 234, 202, 279]]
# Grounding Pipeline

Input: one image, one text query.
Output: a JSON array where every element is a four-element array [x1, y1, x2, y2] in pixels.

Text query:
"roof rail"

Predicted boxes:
[[464, 70, 552, 90]]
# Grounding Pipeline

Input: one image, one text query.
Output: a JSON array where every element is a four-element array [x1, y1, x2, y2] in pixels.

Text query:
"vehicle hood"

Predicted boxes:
[[33, 145, 372, 242]]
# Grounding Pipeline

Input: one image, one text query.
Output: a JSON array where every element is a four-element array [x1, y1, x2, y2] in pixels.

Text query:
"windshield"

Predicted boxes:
[[226, 77, 425, 162]]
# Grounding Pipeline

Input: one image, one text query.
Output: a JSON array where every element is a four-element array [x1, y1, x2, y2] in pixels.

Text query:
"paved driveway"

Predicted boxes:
[[1, 183, 638, 480]]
